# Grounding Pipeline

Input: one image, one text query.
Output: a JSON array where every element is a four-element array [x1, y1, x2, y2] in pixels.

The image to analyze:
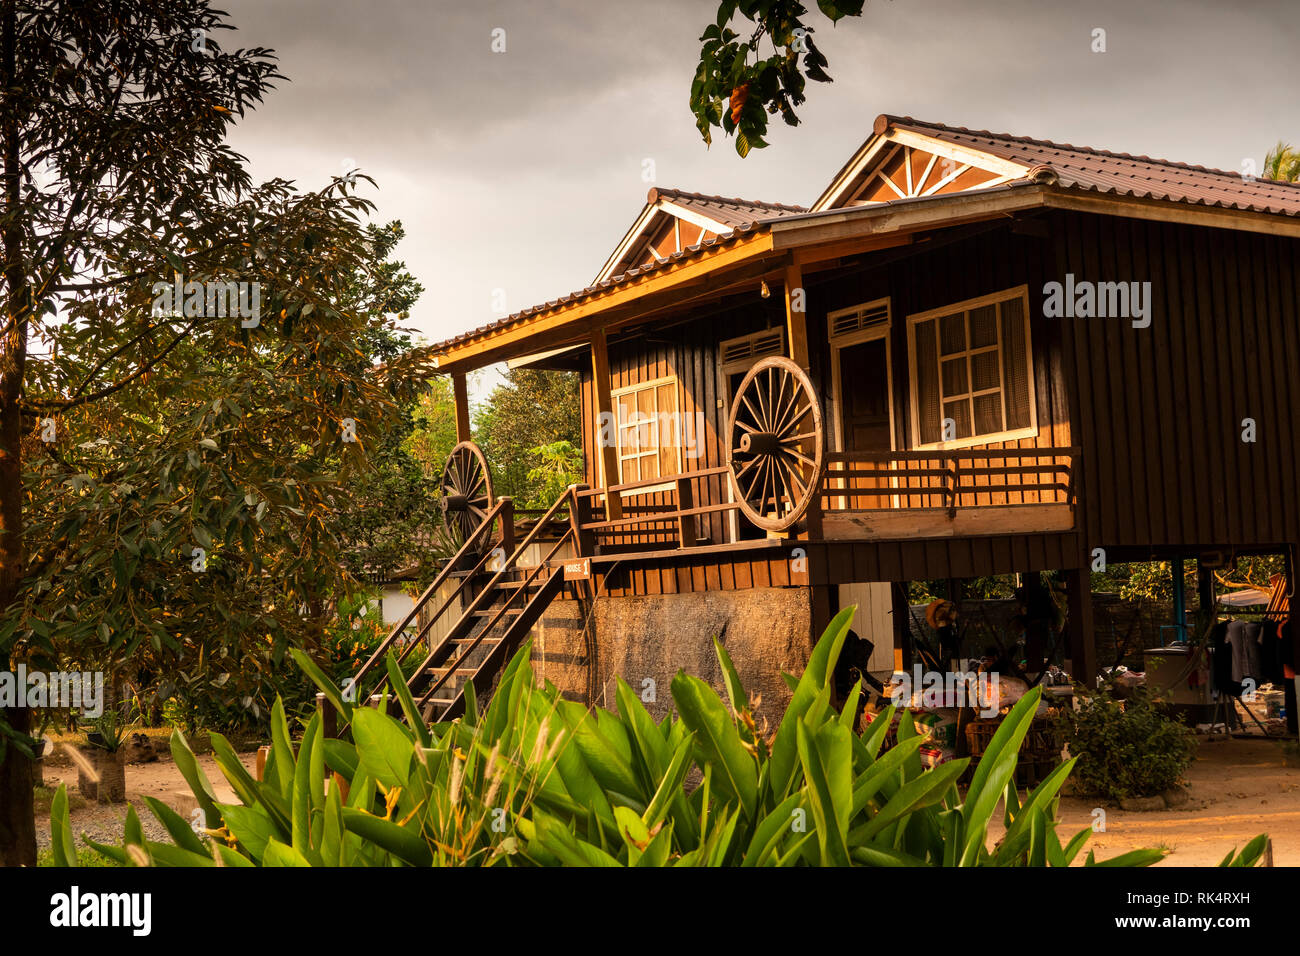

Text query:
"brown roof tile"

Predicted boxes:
[[880, 114, 1300, 218], [648, 186, 806, 227], [428, 116, 1300, 357]]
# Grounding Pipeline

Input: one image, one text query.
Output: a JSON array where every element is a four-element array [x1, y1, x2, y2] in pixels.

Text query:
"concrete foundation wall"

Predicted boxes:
[[531, 587, 814, 726]]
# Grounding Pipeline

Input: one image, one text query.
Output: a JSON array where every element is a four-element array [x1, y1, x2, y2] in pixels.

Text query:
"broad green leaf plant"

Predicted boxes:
[[51, 609, 1269, 867]]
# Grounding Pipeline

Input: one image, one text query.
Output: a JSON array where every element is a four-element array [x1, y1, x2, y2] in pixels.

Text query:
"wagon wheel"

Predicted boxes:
[[726, 356, 825, 532], [439, 441, 495, 545]]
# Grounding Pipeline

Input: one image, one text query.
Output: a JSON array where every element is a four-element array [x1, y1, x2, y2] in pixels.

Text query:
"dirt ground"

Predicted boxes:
[[35, 731, 1300, 865], [36, 737, 255, 853], [989, 735, 1300, 866]]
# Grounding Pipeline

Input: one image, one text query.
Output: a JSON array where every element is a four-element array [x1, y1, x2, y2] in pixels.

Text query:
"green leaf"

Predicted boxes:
[[671, 672, 758, 819], [351, 706, 414, 791], [797, 720, 853, 866], [769, 606, 854, 799], [262, 838, 313, 867], [141, 796, 209, 856], [342, 809, 433, 866], [50, 785, 79, 867], [169, 730, 222, 830]]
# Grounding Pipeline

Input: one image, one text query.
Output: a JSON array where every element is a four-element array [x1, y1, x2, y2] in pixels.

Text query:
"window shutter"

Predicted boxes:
[[830, 300, 890, 338], [999, 297, 1032, 430], [914, 319, 942, 444]]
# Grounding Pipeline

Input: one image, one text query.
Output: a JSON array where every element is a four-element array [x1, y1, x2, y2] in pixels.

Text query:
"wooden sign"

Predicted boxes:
[[564, 557, 592, 581]]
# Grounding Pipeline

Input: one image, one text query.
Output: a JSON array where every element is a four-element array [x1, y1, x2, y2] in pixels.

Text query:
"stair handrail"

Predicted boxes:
[[350, 497, 509, 696], [408, 485, 579, 711], [416, 522, 576, 711]]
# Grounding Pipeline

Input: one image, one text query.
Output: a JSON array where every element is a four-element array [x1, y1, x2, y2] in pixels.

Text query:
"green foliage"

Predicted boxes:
[[691, 0, 866, 157], [56, 610, 1233, 867], [1264, 141, 1300, 182], [474, 369, 581, 504], [404, 376, 461, 482], [84, 708, 132, 753], [1053, 685, 1198, 801], [522, 441, 584, 510]]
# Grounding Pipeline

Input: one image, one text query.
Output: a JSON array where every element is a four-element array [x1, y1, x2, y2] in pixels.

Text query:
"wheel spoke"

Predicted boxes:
[[771, 458, 791, 512], [780, 446, 816, 468], [775, 401, 811, 438], [734, 455, 762, 481]]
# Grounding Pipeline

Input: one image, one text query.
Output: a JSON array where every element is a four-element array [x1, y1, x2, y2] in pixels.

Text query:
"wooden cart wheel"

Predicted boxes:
[[439, 441, 494, 544], [726, 356, 825, 532]]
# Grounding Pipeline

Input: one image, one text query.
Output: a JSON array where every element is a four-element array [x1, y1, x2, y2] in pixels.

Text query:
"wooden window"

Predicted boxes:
[[720, 328, 786, 404], [907, 286, 1036, 448], [610, 376, 681, 484]]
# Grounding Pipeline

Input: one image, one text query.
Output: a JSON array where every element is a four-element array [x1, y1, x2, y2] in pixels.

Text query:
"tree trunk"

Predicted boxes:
[[0, 0, 36, 868], [0, 706, 35, 867]]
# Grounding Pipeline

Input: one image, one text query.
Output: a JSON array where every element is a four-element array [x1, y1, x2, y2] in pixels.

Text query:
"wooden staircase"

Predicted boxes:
[[346, 486, 589, 727]]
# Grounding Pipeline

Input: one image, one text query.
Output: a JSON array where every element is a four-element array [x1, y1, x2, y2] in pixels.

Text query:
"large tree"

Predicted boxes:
[[0, 0, 407, 866]]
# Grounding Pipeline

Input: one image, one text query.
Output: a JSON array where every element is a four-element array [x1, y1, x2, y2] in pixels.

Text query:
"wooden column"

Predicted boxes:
[[451, 372, 471, 443], [1065, 566, 1096, 685], [784, 260, 821, 539], [589, 330, 622, 519], [784, 261, 809, 371], [892, 582, 911, 672]]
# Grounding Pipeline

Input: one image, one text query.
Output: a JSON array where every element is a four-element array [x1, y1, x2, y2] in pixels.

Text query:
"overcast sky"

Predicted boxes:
[[220, 0, 1299, 399]]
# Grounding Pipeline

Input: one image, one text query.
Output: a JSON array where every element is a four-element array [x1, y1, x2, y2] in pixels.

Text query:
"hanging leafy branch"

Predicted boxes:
[[690, 0, 867, 158]]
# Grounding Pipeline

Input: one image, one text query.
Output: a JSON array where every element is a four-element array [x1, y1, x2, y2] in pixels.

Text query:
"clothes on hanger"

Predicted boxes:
[[1211, 619, 1241, 697], [1225, 619, 1263, 686]]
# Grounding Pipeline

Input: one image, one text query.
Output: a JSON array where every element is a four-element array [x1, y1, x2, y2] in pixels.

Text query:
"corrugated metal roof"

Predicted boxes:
[[882, 114, 1300, 218]]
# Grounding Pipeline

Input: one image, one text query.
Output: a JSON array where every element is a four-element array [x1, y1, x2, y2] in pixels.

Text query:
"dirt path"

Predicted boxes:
[[989, 736, 1300, 865], [37, 748, 256, 853]]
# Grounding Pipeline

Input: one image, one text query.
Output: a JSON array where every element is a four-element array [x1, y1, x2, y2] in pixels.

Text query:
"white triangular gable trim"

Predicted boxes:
[[812, 128, 1029, 212], [594, 200, 731, 284]]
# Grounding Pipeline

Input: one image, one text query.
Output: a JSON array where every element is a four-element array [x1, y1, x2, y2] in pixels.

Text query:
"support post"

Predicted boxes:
[[675, 476, 697, 549], [452, 371, 471, 443], [784, 261, 809, 371], [589, 330, 623, 519], [892, 582, 911, 672], [499, 496, 515, 557], [1065, 566, 1097, 686], [784, 260, 822, 540], [1171, 549, 1186, 641]]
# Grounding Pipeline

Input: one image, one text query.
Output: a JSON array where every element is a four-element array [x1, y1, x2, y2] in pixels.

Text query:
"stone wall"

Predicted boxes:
[[530, 586, 814, 727]]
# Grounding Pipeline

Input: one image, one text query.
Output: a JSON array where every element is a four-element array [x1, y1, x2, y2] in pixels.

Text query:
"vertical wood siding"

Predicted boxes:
[[1054, 211, 1300, 554]]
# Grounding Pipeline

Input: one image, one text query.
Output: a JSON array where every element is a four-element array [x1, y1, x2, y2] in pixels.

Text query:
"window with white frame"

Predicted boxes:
[[907, 287, 1036, 447], [610, 376, 680, 484]]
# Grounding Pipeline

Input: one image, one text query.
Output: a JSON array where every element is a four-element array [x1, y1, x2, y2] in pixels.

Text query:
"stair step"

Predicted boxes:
[[450, 636, 501, 646], [469, 607, 525, 618]]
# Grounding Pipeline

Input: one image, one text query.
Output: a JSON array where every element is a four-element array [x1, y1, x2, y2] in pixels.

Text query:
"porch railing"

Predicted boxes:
[[564, 446, 1078, 554], [819, 446, 1079, 515]]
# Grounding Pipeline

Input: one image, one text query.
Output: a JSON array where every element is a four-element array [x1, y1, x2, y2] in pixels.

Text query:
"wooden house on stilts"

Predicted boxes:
[[353, 114, 1300, 727]]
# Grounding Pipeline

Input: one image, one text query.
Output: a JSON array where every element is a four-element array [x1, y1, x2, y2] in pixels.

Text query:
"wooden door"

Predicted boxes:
[[837, 338, 893, 508]]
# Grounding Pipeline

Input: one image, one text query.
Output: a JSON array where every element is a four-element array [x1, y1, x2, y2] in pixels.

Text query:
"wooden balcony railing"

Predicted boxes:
[[819, 446, 1078, 514], [566, 447, 1079, 555]]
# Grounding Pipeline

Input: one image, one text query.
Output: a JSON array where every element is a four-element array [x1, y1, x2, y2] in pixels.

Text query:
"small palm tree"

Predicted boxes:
[[1263, 141, 1300, 182]]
